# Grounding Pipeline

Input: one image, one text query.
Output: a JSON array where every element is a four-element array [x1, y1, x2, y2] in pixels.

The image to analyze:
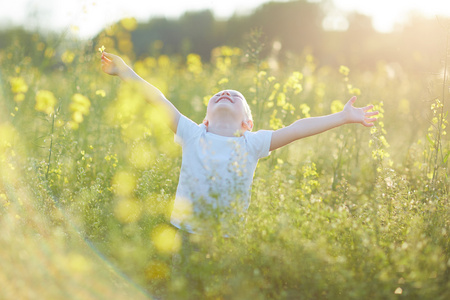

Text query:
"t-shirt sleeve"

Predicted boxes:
[[174, 115, 202, 147], [246, 130, 273, 159]]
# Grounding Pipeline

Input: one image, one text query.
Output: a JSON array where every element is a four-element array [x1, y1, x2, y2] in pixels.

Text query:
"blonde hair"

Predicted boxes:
[[240, 94, 253, 122]]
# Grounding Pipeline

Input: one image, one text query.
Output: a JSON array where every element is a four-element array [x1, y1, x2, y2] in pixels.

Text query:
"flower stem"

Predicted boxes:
[[45, 112, 56, 181]]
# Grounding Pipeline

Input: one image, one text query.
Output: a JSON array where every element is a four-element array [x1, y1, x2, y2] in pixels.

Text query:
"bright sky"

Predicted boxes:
[[1, 0, 449, 38], [331, 0, 450, 32]]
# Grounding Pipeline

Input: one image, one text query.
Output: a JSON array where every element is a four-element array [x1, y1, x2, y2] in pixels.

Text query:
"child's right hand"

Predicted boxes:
[[101, 52, 128, 76]]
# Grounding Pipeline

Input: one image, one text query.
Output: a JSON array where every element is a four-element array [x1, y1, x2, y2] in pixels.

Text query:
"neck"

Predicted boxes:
[[206, 119, 244, 137]]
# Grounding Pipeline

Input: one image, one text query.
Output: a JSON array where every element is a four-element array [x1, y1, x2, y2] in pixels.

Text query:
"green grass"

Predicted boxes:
[[0, 29, 449, 299]]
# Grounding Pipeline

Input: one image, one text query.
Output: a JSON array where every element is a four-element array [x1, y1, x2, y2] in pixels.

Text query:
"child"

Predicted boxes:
[[101, 52, 378, 235]]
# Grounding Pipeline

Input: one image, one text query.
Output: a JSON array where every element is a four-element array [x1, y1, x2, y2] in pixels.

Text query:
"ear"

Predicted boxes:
[[203, 119, 209, 127], [242, 120, 253, 131]]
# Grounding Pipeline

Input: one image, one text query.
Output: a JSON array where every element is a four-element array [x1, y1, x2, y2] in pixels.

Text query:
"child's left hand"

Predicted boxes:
[[343, 96, 379, 127]]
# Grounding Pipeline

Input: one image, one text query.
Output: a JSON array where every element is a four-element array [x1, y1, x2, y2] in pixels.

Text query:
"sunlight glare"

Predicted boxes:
[[333, 0, 450, 32]]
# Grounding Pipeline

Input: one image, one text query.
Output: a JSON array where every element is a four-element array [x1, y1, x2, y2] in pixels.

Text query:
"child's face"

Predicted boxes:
[[205, 90, 251, 128]]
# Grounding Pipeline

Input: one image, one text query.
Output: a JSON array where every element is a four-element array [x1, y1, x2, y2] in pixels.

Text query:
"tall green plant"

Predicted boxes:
[[426, 22, 450, 195]]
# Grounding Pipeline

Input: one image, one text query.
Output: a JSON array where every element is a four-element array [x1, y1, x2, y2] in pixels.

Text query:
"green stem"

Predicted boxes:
[[432, 27, 449, 187], [45, 112, 56, 181]]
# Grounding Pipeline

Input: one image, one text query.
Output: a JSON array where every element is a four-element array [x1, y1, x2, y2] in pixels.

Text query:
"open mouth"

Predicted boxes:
[[216, 96, 233, 103]]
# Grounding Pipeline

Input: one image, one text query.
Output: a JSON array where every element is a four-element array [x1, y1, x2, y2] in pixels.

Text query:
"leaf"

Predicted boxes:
[[426, 133, 435, 147], [444, 150, 450, 164]]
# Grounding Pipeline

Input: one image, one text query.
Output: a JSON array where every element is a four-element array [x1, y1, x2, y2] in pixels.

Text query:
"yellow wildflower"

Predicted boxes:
[[9, 77, 28, 94], [120, 17, 137, 31], [112, 171, 136, 196], [61, 50, 75, 64], [299, 103, 311, 118], [218, 77, 229, 85], [35, 90, 57, 114], [14, 93, 25, 103], [151, 224, 181, 254], [187, 53, 203, 75], [330, 100, 344, 114], [114, 198, 142, 223], [95, 89, 106, 97], [69, 93, 91, 126], [145, 261, 170, 280], [339, 65, 350, 76], [70, 25, 79, 33], [44, 48, 55, 58], [70, 93, 91, 115], [72, 111, 84, 123]]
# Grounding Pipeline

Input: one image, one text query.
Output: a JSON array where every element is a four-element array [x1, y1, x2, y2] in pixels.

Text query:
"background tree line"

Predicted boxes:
[[127, 0, 448, 72], [0, 0, 448, 72]]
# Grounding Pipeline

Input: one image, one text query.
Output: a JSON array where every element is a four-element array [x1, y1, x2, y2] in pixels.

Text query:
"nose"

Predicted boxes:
[[221, 90, 231, 96]]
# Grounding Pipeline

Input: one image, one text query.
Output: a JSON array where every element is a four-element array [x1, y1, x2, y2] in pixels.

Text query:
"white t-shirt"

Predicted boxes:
[[171, 115, 273, 234]]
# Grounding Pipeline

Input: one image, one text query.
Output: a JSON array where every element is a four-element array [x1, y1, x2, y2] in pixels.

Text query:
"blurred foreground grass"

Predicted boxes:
[[0, 174, 151, 299]]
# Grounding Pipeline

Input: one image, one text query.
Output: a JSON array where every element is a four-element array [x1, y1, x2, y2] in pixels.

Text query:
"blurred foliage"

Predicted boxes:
[[103, 0, 446, 72], [1, 0, 448, 72], [0, 1, 450, 299]]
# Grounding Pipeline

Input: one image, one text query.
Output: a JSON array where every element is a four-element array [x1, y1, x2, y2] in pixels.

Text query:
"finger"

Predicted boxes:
[[101, 61, 110, 69], [362, 121, 375, 127], [365, 111, 379, 117], [347, 96, 357, 105], [363, 105, 374, 111], [365, 117, 378, 123], [102, 51, 113, 59]]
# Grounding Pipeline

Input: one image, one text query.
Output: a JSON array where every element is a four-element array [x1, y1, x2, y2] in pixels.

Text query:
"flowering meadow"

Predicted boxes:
[[0, 20, 449, 299]]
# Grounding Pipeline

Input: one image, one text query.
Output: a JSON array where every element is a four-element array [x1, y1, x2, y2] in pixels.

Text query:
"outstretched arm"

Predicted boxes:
[[101, 52, 181, 133], [270, 96, 378, 151]]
